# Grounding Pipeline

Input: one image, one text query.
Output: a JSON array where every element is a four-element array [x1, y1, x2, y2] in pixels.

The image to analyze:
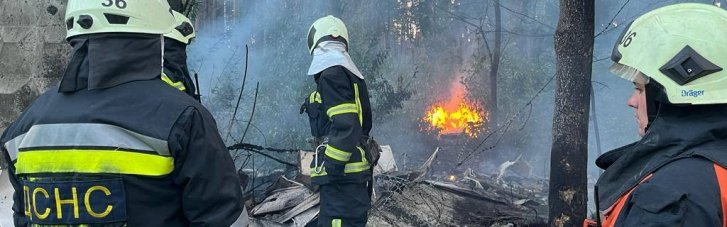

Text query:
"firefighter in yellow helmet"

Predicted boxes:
[[305, 15, 374, 227], [0, 1, 246, 226], [162, 10, 200, 101], [585, 3, 727, 226]]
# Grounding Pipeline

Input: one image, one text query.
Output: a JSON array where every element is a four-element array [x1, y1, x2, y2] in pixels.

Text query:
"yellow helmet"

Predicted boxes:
[[610, 3, 727, 105], [165, 11, 196, 44], [65, 0, 176, 39], [307, 15, 349, 55]]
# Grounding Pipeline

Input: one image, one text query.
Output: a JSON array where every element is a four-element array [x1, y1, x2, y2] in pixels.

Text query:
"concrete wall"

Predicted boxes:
[[0, 0, 69, 133]]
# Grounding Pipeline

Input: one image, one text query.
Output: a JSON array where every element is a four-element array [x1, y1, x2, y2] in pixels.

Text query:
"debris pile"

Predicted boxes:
[[246, 146, 548, 227]]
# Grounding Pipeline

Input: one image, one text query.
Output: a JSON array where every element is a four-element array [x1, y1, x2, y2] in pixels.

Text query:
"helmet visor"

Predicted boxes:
[[609, 63, 650, 85]]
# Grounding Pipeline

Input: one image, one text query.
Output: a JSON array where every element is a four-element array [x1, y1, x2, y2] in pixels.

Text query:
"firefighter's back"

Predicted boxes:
[[1, 79, 210, 226]]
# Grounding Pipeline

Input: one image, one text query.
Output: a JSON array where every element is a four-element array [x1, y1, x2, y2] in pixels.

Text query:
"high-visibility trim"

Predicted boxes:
[[326, 103, 358, 118], [353, 83, 363, 126], [599, 174, 653, 227], [4, 134, 24, 161], [309, 91, 322, 104], [358, 146, 370, 164], [714, 164, 727, 227], [347, 146, 371, 173], [324, 145, 352, 162], [344, 162, 370, 173], [309, 162, 371, 177], [15, 149, 174, 176], [3, 123, 170, 162], [161, 73, 186, 91], [311, 146, 371, 177], [332, 219, 342, 227]]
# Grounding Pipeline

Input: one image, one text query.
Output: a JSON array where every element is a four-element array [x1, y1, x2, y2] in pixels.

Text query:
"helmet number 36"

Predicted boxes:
[[102, 0, 127, 9]]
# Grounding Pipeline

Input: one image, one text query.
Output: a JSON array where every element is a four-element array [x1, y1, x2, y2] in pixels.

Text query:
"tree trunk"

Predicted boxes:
[[548, 0, 594, 226], [489, 0, 501, 123], [327, 0, 342, 17]]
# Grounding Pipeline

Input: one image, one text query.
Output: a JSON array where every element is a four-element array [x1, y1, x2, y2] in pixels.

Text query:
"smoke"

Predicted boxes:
[[185, 0, 712, 181]]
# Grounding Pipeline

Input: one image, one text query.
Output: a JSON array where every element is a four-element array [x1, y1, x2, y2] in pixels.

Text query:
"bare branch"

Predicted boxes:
[[484, 29, 552, 38], [594, 0, 631, 38], [436, 5, 492, 59], [239, 82, 259, 143], [499, 4, 555, 30], [225, 45, 250, 143], [458, 69, 557, 165], [245, 149, 296, 167]]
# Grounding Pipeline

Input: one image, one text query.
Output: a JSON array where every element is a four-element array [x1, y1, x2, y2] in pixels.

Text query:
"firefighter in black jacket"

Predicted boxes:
[[305, 15, 373, 227], [584, 3, 727, 226], [162, 10, 199, 101], [0, 1, 245, 226]]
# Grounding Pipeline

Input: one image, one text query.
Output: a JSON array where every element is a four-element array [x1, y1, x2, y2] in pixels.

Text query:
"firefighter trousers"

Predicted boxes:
[[317, 182, 370, 227]]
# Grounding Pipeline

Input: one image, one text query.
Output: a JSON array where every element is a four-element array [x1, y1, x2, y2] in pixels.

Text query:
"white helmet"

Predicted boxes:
[[307, 15, 349, 55], [165, 11, 196, 44], [65, 0, 176, 39]]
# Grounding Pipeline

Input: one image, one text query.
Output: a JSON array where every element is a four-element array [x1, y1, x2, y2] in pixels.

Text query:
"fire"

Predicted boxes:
[[448, 175, 457, 182], [422, 81, 487, 137]]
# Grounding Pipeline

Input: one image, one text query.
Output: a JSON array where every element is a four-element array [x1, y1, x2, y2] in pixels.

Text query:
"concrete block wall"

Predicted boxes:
[[0, 0, 69, 133]]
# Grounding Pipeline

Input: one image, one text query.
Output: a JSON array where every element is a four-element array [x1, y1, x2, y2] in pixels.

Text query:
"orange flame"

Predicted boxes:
[[422, 81, 487, 137]]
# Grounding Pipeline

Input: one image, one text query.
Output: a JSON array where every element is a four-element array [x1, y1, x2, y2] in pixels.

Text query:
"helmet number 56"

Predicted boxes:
[[102, 0, 127, 9]]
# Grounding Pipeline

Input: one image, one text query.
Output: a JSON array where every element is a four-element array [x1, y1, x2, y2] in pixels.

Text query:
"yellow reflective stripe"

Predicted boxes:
[[345, 162, 370, 173], [325, 145, 352, 162], [161, 73, 186, 91], [332, 219, 342, 227], [346, 146, 370, 173], [310, 161, 370, 177], [326, 103, 358, 118], [15, 150, 174, 176], [311, 146, 371, 178], [357, 146, 369, 164], [353, 83, 363, 126], [309, 91, 322, 103], [31, 224, 91, 227]]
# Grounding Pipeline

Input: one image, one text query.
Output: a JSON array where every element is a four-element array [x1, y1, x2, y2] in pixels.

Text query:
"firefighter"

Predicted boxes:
[[306, 15, 373, 227], [162, 10, 199, 101], [585, 3, 727, 226], [0, 1, 246, 226]]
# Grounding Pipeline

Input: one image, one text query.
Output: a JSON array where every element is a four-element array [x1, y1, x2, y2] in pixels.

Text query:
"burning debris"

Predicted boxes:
[[422, 81, 488, 138]]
